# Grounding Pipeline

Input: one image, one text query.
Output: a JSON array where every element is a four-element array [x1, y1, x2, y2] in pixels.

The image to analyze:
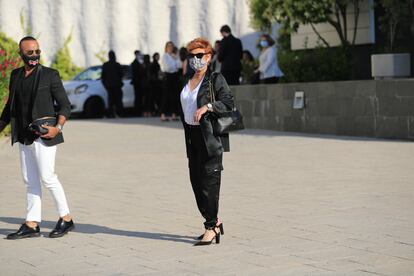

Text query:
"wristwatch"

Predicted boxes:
[[207, 103, 213, 112], [56, 124, 63, 133]]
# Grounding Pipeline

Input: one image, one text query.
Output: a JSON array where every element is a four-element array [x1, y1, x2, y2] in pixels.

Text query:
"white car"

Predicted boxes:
[[63, 65, 135, 118]]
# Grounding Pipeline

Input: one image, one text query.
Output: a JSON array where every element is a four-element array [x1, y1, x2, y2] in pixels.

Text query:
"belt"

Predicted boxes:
[[186, 124, 200, 129]]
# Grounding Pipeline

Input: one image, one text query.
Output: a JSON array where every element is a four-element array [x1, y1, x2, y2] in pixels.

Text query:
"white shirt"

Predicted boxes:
[[180, 77, 204, 125], [161, 53, 181, 73], [258, 46, 284, 79]]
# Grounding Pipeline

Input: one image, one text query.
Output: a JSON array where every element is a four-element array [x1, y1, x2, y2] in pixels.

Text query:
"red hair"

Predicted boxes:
[[186, 38, 213, 54]]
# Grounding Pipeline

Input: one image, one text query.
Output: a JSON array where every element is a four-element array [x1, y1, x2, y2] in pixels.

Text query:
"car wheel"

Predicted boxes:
[[83, 97, 105, 118]]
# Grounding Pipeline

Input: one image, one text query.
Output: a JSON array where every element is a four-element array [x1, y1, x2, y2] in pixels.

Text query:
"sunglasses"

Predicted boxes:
[[24, 49, 41, 56], [187, 53, 208, 59]]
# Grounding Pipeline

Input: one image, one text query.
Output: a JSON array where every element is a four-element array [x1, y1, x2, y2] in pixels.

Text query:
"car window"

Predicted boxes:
[[74, 67, 102, 81]]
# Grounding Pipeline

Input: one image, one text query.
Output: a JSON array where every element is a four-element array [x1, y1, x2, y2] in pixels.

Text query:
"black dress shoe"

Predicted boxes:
[[49, 218, 75, 238], [6, 224, 40, 240]]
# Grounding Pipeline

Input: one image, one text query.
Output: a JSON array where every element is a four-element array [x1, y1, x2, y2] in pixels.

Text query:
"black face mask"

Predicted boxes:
[[21, 54, 40, 68]]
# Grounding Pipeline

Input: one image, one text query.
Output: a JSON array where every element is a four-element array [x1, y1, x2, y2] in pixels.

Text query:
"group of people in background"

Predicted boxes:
[[101, 25, 284, 119]]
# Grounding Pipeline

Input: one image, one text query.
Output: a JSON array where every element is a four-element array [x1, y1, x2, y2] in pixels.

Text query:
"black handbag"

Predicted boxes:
[[28, 117, 57, 135], [209, 75, 245, 135]]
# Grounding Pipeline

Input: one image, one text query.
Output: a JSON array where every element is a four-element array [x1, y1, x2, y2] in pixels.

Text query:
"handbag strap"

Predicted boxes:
[[208, 72, 219, 103]]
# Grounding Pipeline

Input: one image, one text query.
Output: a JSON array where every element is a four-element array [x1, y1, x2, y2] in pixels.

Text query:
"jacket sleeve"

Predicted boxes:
[[0, 69, 17, 124], [0, 92, 11, 124], [210, 73, 234, 114], [51, 70, 71, 119]]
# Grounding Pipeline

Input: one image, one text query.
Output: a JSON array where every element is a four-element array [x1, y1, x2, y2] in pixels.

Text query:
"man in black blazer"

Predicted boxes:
[[101, 50, 124, 118], [0, 36, 75, 239], [218, 25, 243, 85], [130, 50, 145, 116]]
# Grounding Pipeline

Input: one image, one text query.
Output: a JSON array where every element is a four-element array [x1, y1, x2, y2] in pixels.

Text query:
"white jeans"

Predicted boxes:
[[19, 139, 70, 222]]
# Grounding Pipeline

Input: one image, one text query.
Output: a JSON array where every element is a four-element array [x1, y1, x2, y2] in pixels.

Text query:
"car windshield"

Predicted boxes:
[[73, 66, 102, 81]]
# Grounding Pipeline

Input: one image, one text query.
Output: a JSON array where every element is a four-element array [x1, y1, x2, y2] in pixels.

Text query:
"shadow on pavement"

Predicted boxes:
[[72, 117, 413, 143], [0, 217, 195, 244]]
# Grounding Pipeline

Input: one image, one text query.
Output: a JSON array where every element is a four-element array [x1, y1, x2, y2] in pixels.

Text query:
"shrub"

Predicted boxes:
[[51, 33, 83, 80], [278, 46, 351, 83], [275, 26, 351, 83], [0, 32, 23, 137]]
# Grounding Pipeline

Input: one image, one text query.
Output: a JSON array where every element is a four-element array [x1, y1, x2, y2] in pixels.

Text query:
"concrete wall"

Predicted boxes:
[[232, 79, 414, 139]]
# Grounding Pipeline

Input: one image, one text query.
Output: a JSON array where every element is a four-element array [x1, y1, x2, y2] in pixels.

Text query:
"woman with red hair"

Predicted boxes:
[[180, 38, 234, 246]]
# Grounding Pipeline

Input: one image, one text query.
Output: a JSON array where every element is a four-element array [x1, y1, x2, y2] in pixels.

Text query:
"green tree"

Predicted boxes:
[[51, 32, 83, 80], [0, 32, 22, 137], [249, 0, 361, 47], [378, 0, 412, 52]]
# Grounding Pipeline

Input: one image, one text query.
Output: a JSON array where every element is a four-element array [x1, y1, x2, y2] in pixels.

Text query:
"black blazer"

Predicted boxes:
[[0, 65, 71, 146], [180, 68, 234, 158], [218, 34, 243, 73]]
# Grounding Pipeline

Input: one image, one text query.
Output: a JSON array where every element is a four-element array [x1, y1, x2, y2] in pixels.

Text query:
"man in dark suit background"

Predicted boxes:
[[218, 25, 243, 85], [0, 36, 75, 239], [101, 50, 124, 118], [130, 50, 145, 116]]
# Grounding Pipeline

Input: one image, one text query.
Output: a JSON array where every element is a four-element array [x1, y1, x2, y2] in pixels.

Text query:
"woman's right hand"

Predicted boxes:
[[194, 106, 209, 123]]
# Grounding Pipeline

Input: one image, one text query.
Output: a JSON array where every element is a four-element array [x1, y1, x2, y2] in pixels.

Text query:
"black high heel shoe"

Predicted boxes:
[[194, 228, 220, 246], [197, 223, 224, 240]]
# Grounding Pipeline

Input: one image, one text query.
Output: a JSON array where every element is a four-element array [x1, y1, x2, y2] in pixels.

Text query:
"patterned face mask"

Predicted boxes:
[[189, 56, 207, 71]]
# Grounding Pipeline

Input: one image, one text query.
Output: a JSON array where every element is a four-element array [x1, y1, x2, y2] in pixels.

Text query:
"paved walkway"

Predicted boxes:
[[0, 118, 413, 276]]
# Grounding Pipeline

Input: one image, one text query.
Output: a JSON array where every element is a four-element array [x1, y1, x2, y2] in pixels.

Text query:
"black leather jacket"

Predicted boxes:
[[181, 67, 234, 157]]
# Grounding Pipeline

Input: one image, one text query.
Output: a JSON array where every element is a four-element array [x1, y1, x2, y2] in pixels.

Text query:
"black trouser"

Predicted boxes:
[[107, 86, 124, 117], [133, 84, 143, 116], [187, 125, 222, 229], [161, 72, 180, 115], [221, 70, 241, 85]]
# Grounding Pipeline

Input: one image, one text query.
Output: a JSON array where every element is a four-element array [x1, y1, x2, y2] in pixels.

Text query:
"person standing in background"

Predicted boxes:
[[149, 53, 163, 115], [241, 50, 257, 84], [218, 25, 243, 85], [160, 41, 181, 121], [211, 40, 222, 73], [102, 50, 124, 118], [179, 47, 189, 78], [131, 50, 145, 116], [256, 34, 283, 84], [141, 54, 153, 117]]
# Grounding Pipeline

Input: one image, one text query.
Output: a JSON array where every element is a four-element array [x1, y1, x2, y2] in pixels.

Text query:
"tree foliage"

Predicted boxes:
[[51, 32, 83, 80], [249, 0, 361, 47], [0, 32, 22, 136], [378, 0, 413, 52]]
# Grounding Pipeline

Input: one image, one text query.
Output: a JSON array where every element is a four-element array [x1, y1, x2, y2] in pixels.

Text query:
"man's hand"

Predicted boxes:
[[40, 125, 60, 139], [194, 105, 209, 123]]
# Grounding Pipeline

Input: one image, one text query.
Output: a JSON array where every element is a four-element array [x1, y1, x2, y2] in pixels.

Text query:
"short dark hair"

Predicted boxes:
[[134, 50, 140, 55], [108, 50, 116, 61], [220, 25, 231, 34], [242, 50, 254, 62], [19, 36, 37, 48]]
